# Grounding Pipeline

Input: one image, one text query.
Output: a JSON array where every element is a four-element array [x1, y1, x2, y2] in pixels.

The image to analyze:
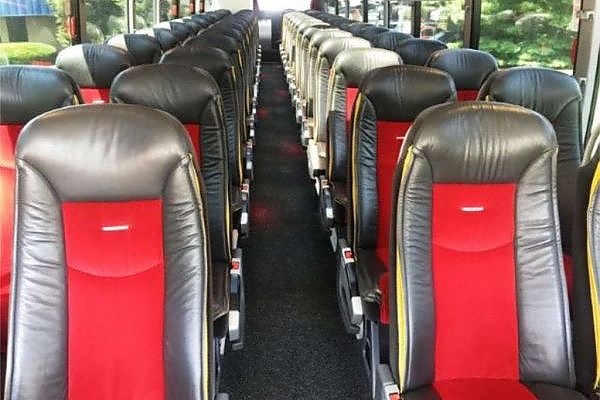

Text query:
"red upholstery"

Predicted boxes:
[[183, 124, 202, 162], [564, 254, 573, 296], [432, 183, 518, 381], [63, 200, 165, 400], [345, 87, 360, 131], [456, 90, 480, 101], [433, 379, 536, 400], [1, 124, 22, 352], [80, 88, 110, 104], [375, 121, 411, 324]]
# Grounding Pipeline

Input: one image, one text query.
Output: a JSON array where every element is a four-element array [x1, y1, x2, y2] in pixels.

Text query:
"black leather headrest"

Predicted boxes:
[[407, 101, 556, 183], [185, 34, 238, 55], [333, 48, 402, 87], [478, 67, 582, 124], [394, 38, 447, 66], [357, 26, 388, 42], [110, 64, 220, 124], [160, 46, 232, 83], [372, 31, 413, 51], [107, 34, 162, 65], [346, 22, 370, 35], [310, 29, 352, 49], [152, 28, 180, 50], [426, 48, 497, 90], [17, 104, 191, 201], [360, 65, 456, 121], [320, 37, 371, 64], [55, 44, 132, 88], [169, 21, 194, 40], [0, 65, 82, 123]]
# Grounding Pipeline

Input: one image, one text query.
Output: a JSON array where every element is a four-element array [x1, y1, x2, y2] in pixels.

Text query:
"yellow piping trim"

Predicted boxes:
[[350, 93, 363, 249], [588, 161, 600, 389], [395, 146, 414, 392]]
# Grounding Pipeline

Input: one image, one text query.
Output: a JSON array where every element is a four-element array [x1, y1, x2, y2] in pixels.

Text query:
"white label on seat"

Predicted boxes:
[[461, 206, 485, 212], [101, 225, 129, 232]]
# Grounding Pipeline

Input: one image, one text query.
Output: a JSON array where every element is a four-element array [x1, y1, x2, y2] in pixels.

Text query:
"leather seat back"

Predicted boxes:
[[478, 67, 582, 256], [136, 27, 180, 51], [573, 126, 600, 397], [55, 44, 131, 103], [393, 38, 447, 65], [389, 101, 575, 395], [107, 34, 162, 65], [305, 29, 352, 118], [111, 64, 231, 267], [161, 46, 244, 191], [326, 48, 402, 186], [3, 104, 214, 400], [426, 48, 497, 100], [313, 37, 371, 144], [372, 31, 413, 51], [0, 65, 81, 356]]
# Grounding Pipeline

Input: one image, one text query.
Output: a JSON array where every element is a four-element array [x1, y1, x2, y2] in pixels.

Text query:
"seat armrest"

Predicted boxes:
[[356, 250, 387, 322]]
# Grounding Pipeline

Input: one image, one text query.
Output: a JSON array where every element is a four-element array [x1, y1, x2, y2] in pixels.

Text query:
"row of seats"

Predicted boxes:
[[281, 10, 589, 400], [1, 9, 261, 399]]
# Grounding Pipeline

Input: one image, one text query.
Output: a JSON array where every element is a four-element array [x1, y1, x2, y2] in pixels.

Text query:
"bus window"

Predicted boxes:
[[84, 0, 126, 43], [180, 0, 192, 16], [327, 0, 336, 14], [135, 0, 155, 29], [0, 0, 68, 64], [421, 0, 464, 47], [479, 0, 577, 70], [159, 0, 173, 21], [389, 0, 412, 34], [258, 0, 310, 10], [338, 0, 348, 17]]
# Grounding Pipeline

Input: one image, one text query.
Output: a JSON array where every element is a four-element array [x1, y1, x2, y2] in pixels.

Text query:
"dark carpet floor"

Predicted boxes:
[[220, 62, 371, 400]]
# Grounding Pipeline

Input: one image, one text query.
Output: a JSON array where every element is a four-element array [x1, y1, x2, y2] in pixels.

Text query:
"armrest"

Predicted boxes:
[[355, 250, 387, 323]]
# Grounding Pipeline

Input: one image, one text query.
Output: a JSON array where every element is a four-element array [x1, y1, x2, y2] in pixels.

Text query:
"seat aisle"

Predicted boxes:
[[221, 62, 370, 399]]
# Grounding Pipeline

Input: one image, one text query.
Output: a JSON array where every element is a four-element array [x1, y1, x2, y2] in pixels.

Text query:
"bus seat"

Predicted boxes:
[[426, 48, 498, 101], [161, 46, 250, 236], [310, 36, 371, 180], [320, 48, 402, 239], [3, 104, 220, 400], [0, 65, 81, 357], [573, 125, 600, 398], [107, 33, 162, 65], [393, 38, 447, 66], [478, 67, 582, 289], [55, 44, 131, 104], [382, 101, 584, 400], [372, 31, 413, 51], [111, 64, 245, 350], [343, 64, 455, 338]]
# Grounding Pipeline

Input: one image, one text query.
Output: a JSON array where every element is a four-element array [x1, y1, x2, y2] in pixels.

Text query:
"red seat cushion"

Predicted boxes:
[[434, 379, 536, 400], [80, 88, 110, 104], [1, 124, 22, 352]]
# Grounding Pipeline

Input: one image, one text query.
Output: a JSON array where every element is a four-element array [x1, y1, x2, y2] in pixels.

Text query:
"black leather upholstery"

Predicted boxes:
[[55, 44, 132, 88], [4, 104, 214, 400], [372, 31, 413, 51], [161, 46, 243, 191], [111, 64, 231, 320], [478, 67, 582, 253], [389, 102, 577, 396], [107, 34, 162, 65], [350, 65, 455, 319], [0, 66, 82, 122], [426, 48, 498, 90], [393, 38, 447, 66]]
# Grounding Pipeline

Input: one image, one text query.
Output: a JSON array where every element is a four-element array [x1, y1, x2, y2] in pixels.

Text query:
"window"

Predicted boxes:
[[135, 0, 155, 29], [180, 0, 192, 16], [420, 0, 463, 47], [84, 0, 126, 43], [337, 0, 348, 17], [479, 0, 577, 69], [369, 0, 385, 26], [0, 0, 68, 64], [389, 0, 412, 34], [328, 0, 337, 14], [159, 0, 173, 21]]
